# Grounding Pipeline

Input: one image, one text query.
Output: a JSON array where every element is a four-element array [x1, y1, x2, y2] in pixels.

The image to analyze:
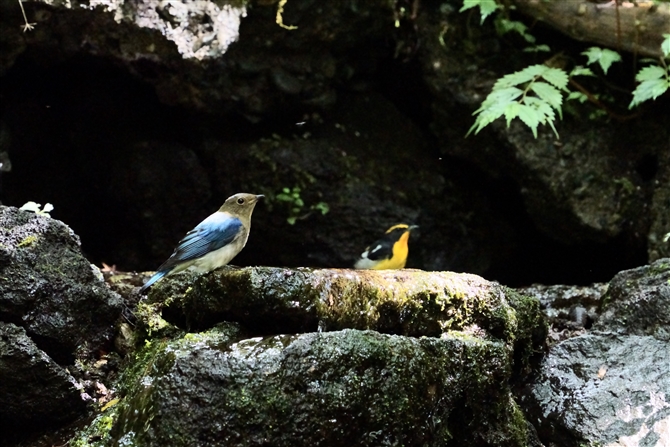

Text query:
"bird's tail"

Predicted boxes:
[[139, 270, 169, 293]]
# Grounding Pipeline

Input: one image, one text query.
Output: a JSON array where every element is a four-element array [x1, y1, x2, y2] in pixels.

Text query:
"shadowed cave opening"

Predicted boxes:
[[0, 53, 648, 287]]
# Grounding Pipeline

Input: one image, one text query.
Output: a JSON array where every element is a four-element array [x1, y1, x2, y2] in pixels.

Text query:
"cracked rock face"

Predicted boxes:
[[522, 259, 670, 447], [0, 206, 123, 362], [78, 328, 532, 447], [0, 322, 87, 443]]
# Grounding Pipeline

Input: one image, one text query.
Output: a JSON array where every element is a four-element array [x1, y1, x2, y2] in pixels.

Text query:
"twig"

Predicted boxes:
[[18, 0, 36, 32], [568, 77, 638, 121]]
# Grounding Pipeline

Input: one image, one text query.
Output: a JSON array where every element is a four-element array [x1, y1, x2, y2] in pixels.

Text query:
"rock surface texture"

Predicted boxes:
[[70, 267, 547, 447], [109, 329, 525, 447], [0, 206, 123, 444], [0, 322, 86, 439], [522, 259, 670, 447], [0, 206, 123, 361]]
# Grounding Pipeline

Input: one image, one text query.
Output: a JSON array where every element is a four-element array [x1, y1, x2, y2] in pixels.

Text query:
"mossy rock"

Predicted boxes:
[[72, 328, 530, 447], [145, 266, 546, 374]]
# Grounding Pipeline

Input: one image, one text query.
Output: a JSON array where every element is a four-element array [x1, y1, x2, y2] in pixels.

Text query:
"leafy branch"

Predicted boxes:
[[467, 64, 568, 138], [581, 47, 621, 75], [461, 1, 670, 138], [629, 34, 670, 108]]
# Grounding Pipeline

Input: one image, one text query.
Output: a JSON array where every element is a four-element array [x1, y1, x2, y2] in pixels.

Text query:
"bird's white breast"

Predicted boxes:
[[187, 235, 248, 273]]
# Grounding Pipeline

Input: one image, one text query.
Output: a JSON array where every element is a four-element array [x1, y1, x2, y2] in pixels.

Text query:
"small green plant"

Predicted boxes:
[[459, 0, 500, 24], [19, 201, 53, 216], [275, 186, 329, 225], [461, 1, 670, 138], [629, 34, 670, 108], [582, 47, 622, 75]]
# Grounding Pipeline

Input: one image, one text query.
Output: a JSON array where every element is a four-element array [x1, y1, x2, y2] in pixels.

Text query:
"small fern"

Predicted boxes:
[[467, 64, 568, 138]]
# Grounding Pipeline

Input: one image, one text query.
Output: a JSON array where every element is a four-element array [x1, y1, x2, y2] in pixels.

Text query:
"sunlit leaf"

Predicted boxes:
[[541, 67, 569, 90], [567, 91, 588, 103], [475, 86, 523, 112], [582, 47, 622, 75], [530, 82, 563, 112], [503, 102, 522, 127], [524, 96, 556, 122], [460, 0, 500, 23], [570, 66, 595, 77], [629, 78, 670, 108], [494, 64, 546, 88], [516, 104, 541, 138], [635, 65, 666, 82], [662, 34, 670, 58]]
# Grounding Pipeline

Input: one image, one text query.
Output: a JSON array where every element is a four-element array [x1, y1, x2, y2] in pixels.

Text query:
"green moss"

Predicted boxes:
[[149, 268, 545, 372], [17, 235, 38, 248], [504, 287, 547, 378], [68, 405, 120, 447], [107, 327, 242, 445], [133, 301, 182, 342], [649, 261, 670, 276]]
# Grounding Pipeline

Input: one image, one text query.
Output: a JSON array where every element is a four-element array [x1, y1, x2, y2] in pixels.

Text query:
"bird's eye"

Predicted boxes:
[[237, 198, 245, 205]]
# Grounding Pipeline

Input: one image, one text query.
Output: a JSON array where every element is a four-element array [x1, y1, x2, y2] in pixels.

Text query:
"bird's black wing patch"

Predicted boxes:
[[364, 239, 394, 261]]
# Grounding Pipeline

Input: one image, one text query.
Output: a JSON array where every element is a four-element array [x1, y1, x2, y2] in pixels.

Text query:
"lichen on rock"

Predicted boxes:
[[97, 328, 530, 446], [41, 0, 248, 59], [146, 266, 546, 370]]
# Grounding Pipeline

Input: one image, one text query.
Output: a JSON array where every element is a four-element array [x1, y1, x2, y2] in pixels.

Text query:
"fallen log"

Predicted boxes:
[[513, 0, 670, 58]]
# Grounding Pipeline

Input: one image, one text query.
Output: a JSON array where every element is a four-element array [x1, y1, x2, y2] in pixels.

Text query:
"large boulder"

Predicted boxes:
[[0, 322, 86, 444], [523, 333, 670, 447], [145, 266, 546, 375], [74, 327, 533, 447], [67, 267, 547, 446], [0, 206, 123, 362], [595, 258, 670, 340], [522, 258, 670, 446]]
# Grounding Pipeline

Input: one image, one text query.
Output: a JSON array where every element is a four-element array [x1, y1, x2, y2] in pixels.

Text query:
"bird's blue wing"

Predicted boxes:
[[156, 214, 243, 272]]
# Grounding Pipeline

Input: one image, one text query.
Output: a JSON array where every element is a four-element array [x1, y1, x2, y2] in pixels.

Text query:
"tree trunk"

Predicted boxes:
[[513, 0, 670, 58]]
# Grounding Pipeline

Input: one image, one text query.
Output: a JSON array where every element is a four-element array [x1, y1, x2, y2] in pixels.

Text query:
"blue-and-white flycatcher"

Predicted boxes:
[[140, 193, 263, 292]]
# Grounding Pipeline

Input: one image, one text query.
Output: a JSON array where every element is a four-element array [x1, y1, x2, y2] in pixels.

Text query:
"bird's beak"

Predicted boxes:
[[409, 225, 419, 231], [256, 195, 265, 201]]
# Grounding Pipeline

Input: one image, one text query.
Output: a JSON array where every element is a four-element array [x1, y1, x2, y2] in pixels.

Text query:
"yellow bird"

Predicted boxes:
[[354, 224, 418, 270]]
